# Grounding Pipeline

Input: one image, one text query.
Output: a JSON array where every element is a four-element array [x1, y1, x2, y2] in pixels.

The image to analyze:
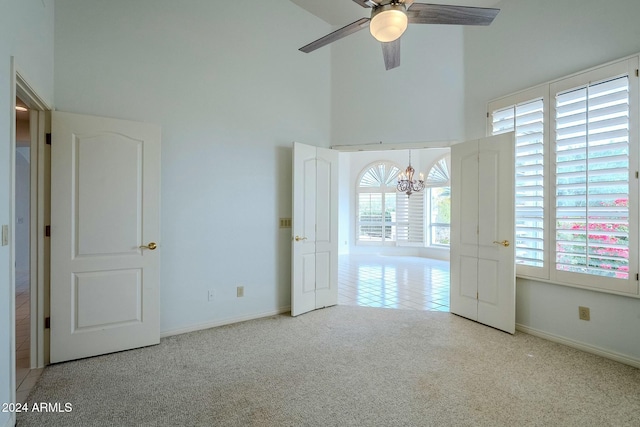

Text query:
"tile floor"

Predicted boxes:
[[338, 254, 450, 311], [15, 271, 42, 403]]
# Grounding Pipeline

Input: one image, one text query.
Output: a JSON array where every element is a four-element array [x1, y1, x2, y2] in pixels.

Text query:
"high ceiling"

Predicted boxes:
[[290, 0, 502, 26]]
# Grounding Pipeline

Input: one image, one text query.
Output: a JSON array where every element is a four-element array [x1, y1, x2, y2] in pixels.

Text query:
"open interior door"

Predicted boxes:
[[50, 111, 161, 363], [450, 133, 515, 334], [291, 142, 338, 316]]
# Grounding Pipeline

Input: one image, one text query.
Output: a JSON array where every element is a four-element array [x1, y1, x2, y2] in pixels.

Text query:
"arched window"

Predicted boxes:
[[356, 162, 401, 244], [426, 155, 451, 246]]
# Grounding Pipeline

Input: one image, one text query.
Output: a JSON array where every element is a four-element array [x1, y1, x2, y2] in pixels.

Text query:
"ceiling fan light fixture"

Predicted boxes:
[[370, 4, 408, 43]]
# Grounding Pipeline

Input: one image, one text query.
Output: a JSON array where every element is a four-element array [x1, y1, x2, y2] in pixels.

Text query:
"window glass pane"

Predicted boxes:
[[555, 76, 630, 279], [358, 193, 383, 241], [430, 187, 450, 246], [356, 162, 400, 244]]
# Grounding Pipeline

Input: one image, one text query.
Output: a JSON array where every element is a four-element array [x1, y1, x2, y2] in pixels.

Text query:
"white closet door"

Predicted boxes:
[[451, 133, 515, 334]]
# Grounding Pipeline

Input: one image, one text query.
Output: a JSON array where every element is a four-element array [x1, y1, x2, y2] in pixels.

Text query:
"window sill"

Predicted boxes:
[[516, 274, 640, 299]]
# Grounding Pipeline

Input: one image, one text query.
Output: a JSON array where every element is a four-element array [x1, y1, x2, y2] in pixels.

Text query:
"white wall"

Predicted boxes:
[[464, 0, 640, 363], [340, 148, 450, 261], [54, 0, 331, 335], [331, 24, 465, 146], [0, 1, 54, 424], [465, 0, 640, 139]]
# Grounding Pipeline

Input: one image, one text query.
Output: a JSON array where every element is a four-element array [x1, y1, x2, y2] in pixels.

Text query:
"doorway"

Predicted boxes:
[[14, 96, 38, 401], [11, 68, 51, 404], [335, 146, 452, 312]]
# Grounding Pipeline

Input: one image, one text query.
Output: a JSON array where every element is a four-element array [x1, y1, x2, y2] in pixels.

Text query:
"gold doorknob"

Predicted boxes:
[[140, 242, 157, 250], [493, 240, 510, 247], [294, 236, 308, 242]]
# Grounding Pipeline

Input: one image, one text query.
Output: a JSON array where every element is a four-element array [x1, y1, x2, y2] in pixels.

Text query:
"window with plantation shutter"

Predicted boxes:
[[356, 162, 400, 245], [554, 75, 631, 283], [488, 56, 639, 294], [492, 99, 546, 273]]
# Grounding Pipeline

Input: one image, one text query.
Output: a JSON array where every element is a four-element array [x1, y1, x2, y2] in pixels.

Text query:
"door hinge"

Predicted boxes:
[[45, 225, 51, 237], [45, 317, 50, 329], [486, 112, 490, 118], [635, 171, 638, 179], [636, 69, 639, 77], [46, 133, 52, 145], [636, 273, 639, 281], [476, 291, 479, 300]]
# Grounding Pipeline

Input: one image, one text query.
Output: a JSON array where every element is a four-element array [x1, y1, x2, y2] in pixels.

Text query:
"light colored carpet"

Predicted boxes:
[[18, 306, 640, 426]]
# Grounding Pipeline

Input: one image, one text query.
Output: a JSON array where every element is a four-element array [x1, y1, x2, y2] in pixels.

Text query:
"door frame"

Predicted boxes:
[[331, 142, 453, 261], [10, 58, 52, 394]]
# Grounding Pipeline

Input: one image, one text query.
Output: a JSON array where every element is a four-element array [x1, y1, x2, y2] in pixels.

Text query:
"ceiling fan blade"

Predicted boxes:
[[299, 17, 371, 53], [403, 0, 415, 9], [352, 0, 378, 7], [407, 3, 499, 26], [381, 39, 401, 70]]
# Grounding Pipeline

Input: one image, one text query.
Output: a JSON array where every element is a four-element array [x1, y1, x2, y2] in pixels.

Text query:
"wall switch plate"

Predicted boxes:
[[1, 225, 8, 246], [279, 218, 292, 228], [578, 306, 590, 321], [237, 286, 244, 298]]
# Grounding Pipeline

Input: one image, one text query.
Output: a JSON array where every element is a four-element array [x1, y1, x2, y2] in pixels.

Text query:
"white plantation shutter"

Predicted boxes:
[[396, 193, 425, 245], [492, 99, 545, 269], [555, 76, 631, 281]]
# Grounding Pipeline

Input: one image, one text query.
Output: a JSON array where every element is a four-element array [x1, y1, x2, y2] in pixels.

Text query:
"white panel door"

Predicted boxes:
[[291, 142, 338, 316], [477, 136, 515, 333], [292, 142, 317, 316], [314, 147, 339, 309], [450, 140, 480, 320], [450, 133, 515, 334], [50, 111, 161, 363]]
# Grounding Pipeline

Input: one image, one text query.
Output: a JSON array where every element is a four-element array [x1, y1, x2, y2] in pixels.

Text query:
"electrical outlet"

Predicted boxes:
[[237, 286, 244, 298], [578, 306, 590, 321], [208, 290, 215, 302]]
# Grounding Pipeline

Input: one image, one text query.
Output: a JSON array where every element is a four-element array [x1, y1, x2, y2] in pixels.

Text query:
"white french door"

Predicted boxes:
[[50, 111, 161, 363], [450, 133, 516, 334], [291, 142, 338, 316]]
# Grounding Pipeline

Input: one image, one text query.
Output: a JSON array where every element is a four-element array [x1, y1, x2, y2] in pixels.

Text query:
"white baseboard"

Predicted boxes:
[[160, 306, 291, 338], [516, 323, 640, 369]]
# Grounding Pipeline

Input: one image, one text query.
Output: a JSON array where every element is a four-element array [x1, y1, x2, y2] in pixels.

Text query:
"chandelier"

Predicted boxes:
[[397, 150, 424, 197]]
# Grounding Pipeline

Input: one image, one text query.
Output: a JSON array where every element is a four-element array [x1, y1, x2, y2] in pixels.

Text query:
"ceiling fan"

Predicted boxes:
[[299, 0, 499, 70]]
